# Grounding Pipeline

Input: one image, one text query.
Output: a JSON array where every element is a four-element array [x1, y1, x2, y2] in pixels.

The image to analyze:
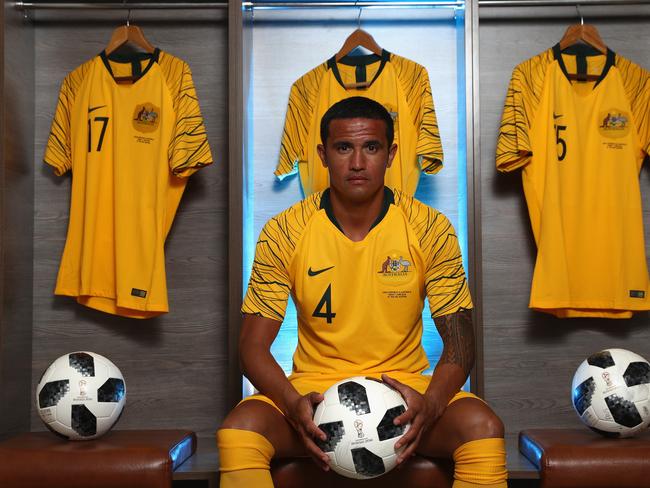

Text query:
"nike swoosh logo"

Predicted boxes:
[[88, 105, 107, 113], [308, 266, 334, 277], [553, 113, 562, 119]]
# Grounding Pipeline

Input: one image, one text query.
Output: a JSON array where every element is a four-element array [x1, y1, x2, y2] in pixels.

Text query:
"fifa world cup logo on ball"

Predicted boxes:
[[601, 371, 613, 388], [78, 380, 87, 397], [354, 419, 364, 438], [312, 377, 410, 479]]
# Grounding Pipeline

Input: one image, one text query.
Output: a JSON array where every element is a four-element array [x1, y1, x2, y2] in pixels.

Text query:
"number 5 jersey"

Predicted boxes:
[[44, 49, 213, 318], [496, 45, 650, 318]]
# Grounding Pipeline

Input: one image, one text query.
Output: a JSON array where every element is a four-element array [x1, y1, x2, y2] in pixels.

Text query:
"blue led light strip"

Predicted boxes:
[[244, 1, 464, 7]]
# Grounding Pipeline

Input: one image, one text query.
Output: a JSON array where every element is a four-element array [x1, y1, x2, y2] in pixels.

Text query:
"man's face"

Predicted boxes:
[[317, 117, 397, 203]]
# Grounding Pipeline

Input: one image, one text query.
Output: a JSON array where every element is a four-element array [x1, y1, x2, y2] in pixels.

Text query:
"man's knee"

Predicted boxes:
[[454, 399, 505, 443], [219, 399, 279, 437], [221, 402, 260, 432], [475, 408, 505, 439], [466, 406, 505, 441]]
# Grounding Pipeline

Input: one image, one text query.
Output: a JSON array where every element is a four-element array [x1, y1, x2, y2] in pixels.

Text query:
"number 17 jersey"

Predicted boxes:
[[44, 49, 213, 318]]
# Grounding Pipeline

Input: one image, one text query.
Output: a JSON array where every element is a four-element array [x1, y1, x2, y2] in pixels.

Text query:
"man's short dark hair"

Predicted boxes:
[[320, 96, 394, 146]]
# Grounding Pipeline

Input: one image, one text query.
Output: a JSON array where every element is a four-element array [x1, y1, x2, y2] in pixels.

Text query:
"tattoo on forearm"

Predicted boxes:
[[434, 308, 475, 376]]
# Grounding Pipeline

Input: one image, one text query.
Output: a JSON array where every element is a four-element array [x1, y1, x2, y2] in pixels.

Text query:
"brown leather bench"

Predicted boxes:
[[0, 429, 196, 488], [519, 428, 650, 488], [271, 455, 454, 487]]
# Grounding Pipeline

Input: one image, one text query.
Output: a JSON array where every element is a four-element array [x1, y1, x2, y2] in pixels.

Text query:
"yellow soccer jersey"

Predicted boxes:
[[44, 49, 213, 318], [496, 45, 650, 318], [276, 51, 443, 196], [242, 188, 472, 378]]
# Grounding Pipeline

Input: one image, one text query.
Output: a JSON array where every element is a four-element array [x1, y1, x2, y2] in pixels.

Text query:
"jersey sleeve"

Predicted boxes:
[[618, 56, 650, 156], [496, 65, 534, 172], [423, 212, 473, 318], [166, 60, 213, 177], [414, 67, 443, 174], [241, 218, 293, 321], [394, 56, 443, 174], [275, 65, 324, 180], [44, 74, 75, 176], [242, 195, 321, 321]]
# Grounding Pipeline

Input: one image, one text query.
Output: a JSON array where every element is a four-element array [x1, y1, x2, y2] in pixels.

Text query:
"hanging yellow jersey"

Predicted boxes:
[[276, 51, 443, 196], [242, 187, 472, 379], [44, 49, 213, 319], [496, 45, 650, 318]]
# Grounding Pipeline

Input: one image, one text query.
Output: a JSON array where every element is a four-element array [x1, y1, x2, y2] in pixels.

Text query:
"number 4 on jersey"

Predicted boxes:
[[313, 284, 336, 324]]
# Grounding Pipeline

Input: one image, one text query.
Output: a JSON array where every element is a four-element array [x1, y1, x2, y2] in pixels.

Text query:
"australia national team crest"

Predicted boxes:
[[377, 251, 414, 286], [383, 102, 399, 141], [598, 109, 630, 139], [133, 103, 160, 133]]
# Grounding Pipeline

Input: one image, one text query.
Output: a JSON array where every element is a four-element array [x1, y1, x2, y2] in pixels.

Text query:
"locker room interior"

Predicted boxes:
[[1, 1, 650, 486]]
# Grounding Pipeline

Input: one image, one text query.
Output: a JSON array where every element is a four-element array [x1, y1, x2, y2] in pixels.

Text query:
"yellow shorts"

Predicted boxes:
[[241, 372, 481, 413]]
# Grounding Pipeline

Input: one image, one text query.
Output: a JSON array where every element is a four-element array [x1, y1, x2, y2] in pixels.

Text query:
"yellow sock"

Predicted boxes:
[[217, 428, 275, 488], [452, 437, 508, 487]]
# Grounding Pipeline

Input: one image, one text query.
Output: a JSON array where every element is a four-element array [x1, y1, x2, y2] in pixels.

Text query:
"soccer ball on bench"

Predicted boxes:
[[36, 351, 126, 440], [572, 348, 650, 437]]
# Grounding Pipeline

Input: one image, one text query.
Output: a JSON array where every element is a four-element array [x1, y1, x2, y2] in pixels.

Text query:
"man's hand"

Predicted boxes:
[[381, 374, 446, 464], [284, 391, 331, 471]]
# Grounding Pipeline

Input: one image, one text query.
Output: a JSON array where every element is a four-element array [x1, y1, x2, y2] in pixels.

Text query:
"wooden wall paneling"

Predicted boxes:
[[479, 5, 650, 435], [31, 9, 229, 437], [0, 3, 35, 440]]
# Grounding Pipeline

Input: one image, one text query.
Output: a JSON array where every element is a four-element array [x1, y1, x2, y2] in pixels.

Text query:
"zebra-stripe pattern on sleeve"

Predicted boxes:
[[44, 60, 93, 176], [159, 52, 213, 176], [394, 190, 472, 318], [392, 54, 443, 173], [617, 54, 650, 156], [276, 63, 328, 178], [496, 49, 552, 172], [242, 193, 321, 321]]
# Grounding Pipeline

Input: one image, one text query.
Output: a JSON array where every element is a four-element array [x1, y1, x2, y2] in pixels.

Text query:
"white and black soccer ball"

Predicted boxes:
[[36, 351, 126, 440], [313, 376, 410, 479], [571, 348, 650, 438]]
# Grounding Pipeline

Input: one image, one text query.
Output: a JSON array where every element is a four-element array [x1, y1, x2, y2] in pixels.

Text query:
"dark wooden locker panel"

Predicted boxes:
[[0, 2, 35, 439], [31, 10, 229, 437], [479, 8, 650, 435]]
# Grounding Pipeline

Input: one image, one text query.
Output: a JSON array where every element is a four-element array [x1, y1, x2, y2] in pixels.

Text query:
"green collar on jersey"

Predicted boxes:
[[552, 43, 615, 88], [327, 49, 391, 89], [99, 48, 161, 83], [320, 186, 395, 234]]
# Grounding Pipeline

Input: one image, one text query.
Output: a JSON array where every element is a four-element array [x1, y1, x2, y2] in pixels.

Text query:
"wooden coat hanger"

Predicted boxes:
[[335, 8, 383, 89], [104, 9, 155, 84], [558, 6, 607, 82], [335, 29, 382, 63], [559, 24, 607, 55], [105, 9, 155, 56], [105, 26, 155, 56]]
